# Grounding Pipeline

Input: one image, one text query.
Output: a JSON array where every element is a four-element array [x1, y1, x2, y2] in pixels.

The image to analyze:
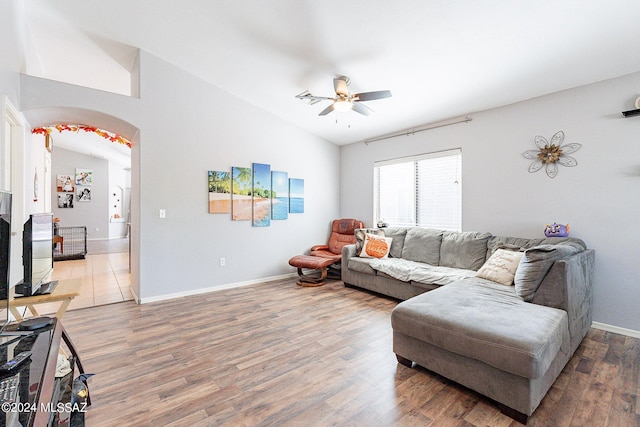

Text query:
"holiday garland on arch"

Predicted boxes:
[[32, 124, 132, 148]]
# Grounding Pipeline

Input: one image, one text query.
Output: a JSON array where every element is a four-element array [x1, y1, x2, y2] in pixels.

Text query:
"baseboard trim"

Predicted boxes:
[[138, 273, 298, 304], [592, 322, 640, 339]]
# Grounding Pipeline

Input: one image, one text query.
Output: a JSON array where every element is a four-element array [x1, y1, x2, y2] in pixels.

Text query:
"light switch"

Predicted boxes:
[[159, 209, 166, 219]]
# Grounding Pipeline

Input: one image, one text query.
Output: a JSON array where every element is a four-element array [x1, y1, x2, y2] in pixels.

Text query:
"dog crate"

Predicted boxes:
[[53, 226, 87, 261]]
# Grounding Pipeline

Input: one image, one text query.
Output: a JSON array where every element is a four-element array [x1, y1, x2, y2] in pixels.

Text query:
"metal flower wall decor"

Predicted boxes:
[[522, 131, 581, 178]]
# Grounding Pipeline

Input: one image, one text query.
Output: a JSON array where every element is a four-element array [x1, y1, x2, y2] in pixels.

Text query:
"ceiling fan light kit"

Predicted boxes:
[[295, 76, 391, 116]]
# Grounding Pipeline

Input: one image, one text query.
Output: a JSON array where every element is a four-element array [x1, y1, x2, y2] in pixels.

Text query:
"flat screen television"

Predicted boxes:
[[0, 191, 11, 332], [14, 213, 55, 297]]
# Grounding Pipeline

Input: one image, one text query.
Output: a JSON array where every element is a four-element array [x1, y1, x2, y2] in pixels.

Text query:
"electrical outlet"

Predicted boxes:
[[219, 257, 226, 267], [159, 209, 166, 219]]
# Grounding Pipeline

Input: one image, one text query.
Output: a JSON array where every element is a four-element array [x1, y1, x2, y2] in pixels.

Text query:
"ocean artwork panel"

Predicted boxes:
[[289, 178, 304, 214], [271, 171, 288, 220], [208, 170, 231, 214], [232, 166, 252, 221], [252, 163, 271, 227]]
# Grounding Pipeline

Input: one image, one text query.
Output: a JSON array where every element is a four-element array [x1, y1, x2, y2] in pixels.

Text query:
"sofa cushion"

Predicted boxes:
[[402, 228, 443, 265], [476, 248, 524, 286], [515, 243, 584, 301], [439, 231, 492, 270], [391, 280, 569, 379], [355, 228, 384, 256], [381, 227, 408, 258], [360, 234, 393, 258], [347, 257, 377, 275]]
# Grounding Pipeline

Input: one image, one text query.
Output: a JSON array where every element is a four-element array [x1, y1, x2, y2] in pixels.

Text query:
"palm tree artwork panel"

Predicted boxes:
[[252, 163, 272, 227], [208, 170, 231, 214], [232, 166, 252, 221]]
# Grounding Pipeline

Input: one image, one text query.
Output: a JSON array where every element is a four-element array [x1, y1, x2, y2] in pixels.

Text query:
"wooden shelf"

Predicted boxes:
[[622, 108, 640, 117]]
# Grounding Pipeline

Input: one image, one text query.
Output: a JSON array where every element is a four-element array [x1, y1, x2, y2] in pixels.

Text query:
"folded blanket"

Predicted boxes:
[[370, 258, 477, 285]]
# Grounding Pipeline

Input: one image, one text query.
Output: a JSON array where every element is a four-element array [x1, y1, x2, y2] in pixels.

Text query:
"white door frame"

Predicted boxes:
[[2, 95, 27, 286]]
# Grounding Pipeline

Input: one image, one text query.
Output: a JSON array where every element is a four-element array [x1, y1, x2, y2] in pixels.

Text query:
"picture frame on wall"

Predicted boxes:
[[271, 171, 288, 220], [75, 168, 93, 186], [231, 166, 252, 221], [208, 170, 231, 214], [56, 175, 75, 193], [57, 193, 74, 208], [252, 163, 271, 227], [289, 178, 304, 213], [76, 187, 91, 202]]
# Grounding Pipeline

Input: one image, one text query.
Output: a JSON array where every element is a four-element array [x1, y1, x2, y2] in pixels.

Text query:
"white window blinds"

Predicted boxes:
[[374, 149, 461, 231]]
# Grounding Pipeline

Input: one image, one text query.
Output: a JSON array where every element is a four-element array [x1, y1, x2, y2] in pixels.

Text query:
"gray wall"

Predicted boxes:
[[20, 50, 340, 303], [51, 147, 110, 240], [341, 71, 640, 332]]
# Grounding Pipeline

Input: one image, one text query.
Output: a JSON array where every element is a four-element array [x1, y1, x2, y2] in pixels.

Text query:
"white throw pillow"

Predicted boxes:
[[476, 248, 524, 286], [359, 233, 393, 259]]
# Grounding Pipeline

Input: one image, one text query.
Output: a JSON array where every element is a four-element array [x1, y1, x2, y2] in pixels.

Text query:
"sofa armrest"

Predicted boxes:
[[342, 243, 357, 260], [311, 244, 329, 252], [531, 249, 595, 354]]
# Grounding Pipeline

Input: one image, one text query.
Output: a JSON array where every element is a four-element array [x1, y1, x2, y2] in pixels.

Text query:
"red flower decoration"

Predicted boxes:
[[31, 124, 132, 148]]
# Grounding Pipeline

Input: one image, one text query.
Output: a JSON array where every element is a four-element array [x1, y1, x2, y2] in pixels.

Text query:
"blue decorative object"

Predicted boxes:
[[544, 223, 570, 237]]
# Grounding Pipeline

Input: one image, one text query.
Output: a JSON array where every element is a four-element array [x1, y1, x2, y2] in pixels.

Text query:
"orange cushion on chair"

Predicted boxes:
[[289, 255, 335, 269]]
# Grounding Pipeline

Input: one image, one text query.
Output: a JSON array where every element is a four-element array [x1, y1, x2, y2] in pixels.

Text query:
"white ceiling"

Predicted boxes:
[[20, 0, 640, 152]]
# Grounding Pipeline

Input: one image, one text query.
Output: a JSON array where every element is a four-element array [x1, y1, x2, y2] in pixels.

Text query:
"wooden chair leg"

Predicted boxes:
[[296, 267, 328, 287]]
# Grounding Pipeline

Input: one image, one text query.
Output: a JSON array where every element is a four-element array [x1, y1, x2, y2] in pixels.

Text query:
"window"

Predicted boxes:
[[374, 149, 461, 230]]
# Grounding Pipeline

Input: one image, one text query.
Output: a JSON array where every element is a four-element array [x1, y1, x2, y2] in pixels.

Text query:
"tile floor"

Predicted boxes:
[[28, 249, 132, 317]]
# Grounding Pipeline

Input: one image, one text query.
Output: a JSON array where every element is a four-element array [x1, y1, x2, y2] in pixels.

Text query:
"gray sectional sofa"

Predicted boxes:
[[341, 227, 595, 422]]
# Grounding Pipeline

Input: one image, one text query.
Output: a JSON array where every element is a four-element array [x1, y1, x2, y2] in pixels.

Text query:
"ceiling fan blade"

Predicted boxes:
[[319, 103, 336, 116], [354, 90, 392, 102], [334, 77, 349, 97], [352, 101, 372, 116]]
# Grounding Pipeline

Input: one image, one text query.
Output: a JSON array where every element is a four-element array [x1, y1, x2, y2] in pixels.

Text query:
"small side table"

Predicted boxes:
[[7, 278, 81, 320]]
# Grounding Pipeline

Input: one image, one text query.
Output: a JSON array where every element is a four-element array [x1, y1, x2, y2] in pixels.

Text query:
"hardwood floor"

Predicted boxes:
[[60, 279, 640, 427]]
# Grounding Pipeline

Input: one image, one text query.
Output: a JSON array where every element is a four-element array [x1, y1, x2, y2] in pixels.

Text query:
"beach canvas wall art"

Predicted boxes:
[[208, 170, 231, 214], [271, 171, 288, 220], [252, 163, 272, 227], [232, 166, 252, 221], [289, 178, 304, 213]]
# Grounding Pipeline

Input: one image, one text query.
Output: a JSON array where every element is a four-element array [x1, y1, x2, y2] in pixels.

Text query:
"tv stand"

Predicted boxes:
[[0, 319, 90, 426]]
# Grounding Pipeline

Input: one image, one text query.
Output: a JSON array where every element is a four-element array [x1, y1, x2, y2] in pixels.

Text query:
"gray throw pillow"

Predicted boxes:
[[380, 227, 408, 258], [514, 243, 583, 301]]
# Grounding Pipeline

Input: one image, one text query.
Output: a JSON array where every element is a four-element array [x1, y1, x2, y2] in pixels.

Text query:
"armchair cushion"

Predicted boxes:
[[308, 218, 365, 264]]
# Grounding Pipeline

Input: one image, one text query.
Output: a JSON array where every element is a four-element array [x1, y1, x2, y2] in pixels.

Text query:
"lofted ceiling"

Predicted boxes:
[[20, 0, 640, 150]]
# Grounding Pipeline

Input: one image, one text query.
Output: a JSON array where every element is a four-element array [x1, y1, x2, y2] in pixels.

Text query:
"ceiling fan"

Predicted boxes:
[[295, 75, 391, 116]]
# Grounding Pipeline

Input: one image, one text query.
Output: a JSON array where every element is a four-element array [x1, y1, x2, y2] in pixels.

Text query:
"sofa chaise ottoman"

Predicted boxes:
[[341, 227, 595, 421]]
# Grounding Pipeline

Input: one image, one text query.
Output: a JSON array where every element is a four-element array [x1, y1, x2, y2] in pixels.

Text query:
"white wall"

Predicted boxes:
[[20, 50, 340, 302], [341, 71, 640, 332], [0, 0, 23, 106]]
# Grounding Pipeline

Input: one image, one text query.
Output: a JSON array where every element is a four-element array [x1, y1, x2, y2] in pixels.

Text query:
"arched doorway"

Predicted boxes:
[[22, 107, 139, 308]]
